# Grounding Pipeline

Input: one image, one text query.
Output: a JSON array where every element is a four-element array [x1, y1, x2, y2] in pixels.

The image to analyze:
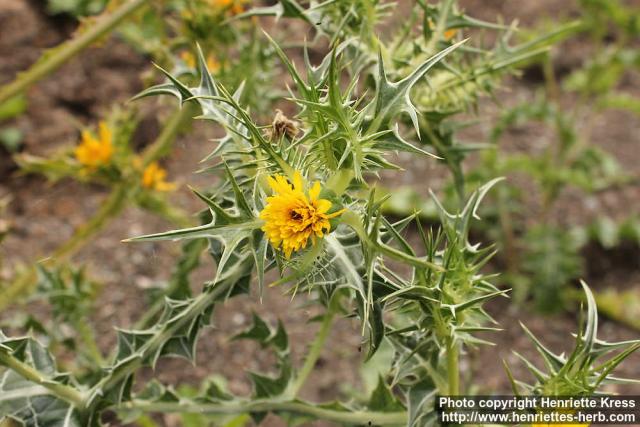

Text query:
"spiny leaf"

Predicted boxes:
[[369, 40, 467, 136]]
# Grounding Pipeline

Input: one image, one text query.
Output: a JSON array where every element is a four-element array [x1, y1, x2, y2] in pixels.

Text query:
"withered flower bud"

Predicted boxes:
[[270, 109, 299, 140]]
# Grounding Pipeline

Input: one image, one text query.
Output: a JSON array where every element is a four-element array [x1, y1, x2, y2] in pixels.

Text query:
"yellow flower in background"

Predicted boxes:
[[180, 51, 221, 72], [75, 121, 113, 168], [260, 171, 345, 258], [205, 0, 245, 15], [142, 162, 176, 192], [427, 19, 458, 41], [180, 51, 196, 68], [230, 2, 244, 15], [444, 28, 458, 40]]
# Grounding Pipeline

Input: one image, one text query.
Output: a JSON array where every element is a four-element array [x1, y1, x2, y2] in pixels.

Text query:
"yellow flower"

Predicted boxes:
[[75, 121, 113, 169], [260, 171, 344, 258], [210, 0, 233, 6], [180, 51, 221, 72], [444, 28, 458, 40], [427, 19, 458, 41], [205, 0, 245, 15], [180, 51, 196, 68], [142, 162, 176, 192]]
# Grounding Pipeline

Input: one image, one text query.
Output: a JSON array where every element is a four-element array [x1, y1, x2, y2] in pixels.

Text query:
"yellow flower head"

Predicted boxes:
[[75, 121, 113, 169], [142, 162, 176, 192], [260, 171, 345, 258]]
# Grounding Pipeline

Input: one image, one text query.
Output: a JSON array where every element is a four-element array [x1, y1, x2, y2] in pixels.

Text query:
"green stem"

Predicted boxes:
[[289, 304, 337, 397], [121, 399, 407, 425], [0, 0, 150, 105], [0, 351, 85, 407], [446, 337, 460, 395]]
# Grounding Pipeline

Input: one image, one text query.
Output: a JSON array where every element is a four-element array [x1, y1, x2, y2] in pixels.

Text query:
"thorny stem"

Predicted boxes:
[[121, 399, 407, 425], [0, 351, 85, 407], [289, 302, 338, 397], [0, 0, 151, 104]]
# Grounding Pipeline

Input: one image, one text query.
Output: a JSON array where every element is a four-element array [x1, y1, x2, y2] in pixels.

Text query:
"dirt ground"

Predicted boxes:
[[0, 1, 639, 426]]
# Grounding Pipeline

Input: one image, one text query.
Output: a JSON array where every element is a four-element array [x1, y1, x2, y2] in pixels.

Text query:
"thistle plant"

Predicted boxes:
[[1, 1, 638, 427]]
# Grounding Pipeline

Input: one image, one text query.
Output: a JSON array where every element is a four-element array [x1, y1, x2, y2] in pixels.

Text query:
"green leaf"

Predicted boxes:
[[233, 312, 272, 344], [369, 40, 466, 135], [0, 334, 82, 427], [368, 376, 404, 412]]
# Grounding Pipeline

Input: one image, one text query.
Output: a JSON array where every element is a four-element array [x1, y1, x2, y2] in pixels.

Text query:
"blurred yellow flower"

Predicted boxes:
[[180, 51, 221, 72], [260, 171, 344, 258], [206, 0, 245, 15], [75, 121, 113, 169], [142, 162, 176, 192], [444, 28, 458, 40], [427, 19, 458, 41]]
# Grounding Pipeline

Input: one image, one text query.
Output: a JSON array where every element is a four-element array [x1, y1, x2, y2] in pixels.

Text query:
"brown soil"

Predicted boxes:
[[0, 1, 639, 427]]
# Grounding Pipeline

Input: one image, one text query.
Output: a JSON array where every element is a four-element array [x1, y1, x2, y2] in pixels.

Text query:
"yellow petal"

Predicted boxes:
[[81, 130, 96, 146], [309, 181, 321, 201], [315, 199, 332, 214], [98, 121, 112, 145], [292, 171, 304, 192], [325, 208, 346, 219]]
